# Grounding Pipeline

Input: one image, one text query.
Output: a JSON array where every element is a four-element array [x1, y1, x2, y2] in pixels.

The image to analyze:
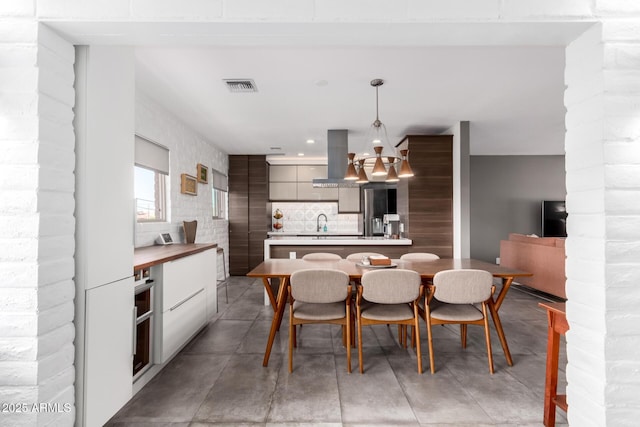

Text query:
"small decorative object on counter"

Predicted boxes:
[[273, 209, 284, 232]]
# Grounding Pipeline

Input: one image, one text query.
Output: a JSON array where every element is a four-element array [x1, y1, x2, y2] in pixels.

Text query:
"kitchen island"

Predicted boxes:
[[264, 235, 413, 260]]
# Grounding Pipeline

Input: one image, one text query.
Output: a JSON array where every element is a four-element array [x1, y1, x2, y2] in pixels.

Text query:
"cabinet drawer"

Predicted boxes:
[[161, 288, 206, 363], [162, 251, 208, 311]]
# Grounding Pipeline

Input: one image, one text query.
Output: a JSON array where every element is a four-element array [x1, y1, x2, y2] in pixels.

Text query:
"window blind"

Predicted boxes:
[[135, 135, 169, 175], [212, 169, 228, 191]]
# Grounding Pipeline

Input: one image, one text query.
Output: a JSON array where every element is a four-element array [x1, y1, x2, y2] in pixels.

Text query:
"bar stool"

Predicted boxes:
[[217, 247, 228, 303]]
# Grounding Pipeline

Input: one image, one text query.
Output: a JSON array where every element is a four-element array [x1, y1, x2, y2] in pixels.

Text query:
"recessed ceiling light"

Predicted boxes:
[[306, 139, 315, 144], [298, 153, 305, 156]]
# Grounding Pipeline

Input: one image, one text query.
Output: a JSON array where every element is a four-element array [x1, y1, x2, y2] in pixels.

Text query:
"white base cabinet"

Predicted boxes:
[[157, 248, 216, 363], [83, 278, 134, 427], [161, 288, 207, 362]]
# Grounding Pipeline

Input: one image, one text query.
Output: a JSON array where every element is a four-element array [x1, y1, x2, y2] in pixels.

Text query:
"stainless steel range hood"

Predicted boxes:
[[312, 129, 359, 188]]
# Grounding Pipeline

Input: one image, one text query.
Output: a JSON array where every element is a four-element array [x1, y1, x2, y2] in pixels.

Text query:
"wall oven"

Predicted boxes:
[[133, 268, 154, 378]]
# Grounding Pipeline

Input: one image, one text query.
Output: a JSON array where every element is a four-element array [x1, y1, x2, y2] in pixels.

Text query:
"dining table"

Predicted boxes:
[[246, 258, 532, 367]]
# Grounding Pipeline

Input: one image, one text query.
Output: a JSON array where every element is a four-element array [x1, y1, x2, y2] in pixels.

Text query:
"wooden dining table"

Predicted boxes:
[[247, 258, 532, 366]]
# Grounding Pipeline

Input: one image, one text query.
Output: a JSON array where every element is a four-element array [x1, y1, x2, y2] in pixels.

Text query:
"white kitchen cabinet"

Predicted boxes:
[[269, 164, 338, 201], [297, 165, 327, 181], [74, 46, 135, 427], [269, 165, 297, 181], [161, 288, 207, 362], [339, 186, 361, 212], [269, 182, 298, 201], [158, 249, 215, 362], [83, 278, 134, 427]]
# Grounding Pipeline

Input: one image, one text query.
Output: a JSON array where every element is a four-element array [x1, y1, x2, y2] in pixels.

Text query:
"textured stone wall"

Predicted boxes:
[[0, 22, 76, 426]]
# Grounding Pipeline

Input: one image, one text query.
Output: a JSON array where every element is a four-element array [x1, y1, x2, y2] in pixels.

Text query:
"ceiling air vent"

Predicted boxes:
[[223, 79, 258, 93]]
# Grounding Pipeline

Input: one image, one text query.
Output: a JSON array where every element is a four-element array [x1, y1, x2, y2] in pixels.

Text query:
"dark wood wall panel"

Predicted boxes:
[[229, 156, 249, 275], [229, 155, 268, 275], [398, 135, 453, 258], [248, 156, 268, 271]]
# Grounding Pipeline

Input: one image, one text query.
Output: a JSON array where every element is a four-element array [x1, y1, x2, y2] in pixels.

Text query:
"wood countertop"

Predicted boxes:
[[133, 243, 218, 270]]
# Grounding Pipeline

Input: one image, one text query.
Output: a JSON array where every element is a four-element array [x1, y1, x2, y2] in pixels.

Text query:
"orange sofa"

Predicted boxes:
[[499, 233, 566, 299]]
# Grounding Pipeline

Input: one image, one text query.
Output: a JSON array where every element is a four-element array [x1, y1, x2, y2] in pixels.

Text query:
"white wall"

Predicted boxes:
[[0, 23, 76, 426], [135, 92, 229, 278], [565, 20, 640, 426]]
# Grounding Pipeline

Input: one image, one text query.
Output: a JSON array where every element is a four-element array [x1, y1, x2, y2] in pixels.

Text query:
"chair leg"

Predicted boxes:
[[414, 309, 423, 374], [288, 311, 294, 373], [426, 315, 435, 374], [460, 324, 467, 348], [482, 303, 495, 374], [357, 316, 364, 374], [346, 313, 352, 373]]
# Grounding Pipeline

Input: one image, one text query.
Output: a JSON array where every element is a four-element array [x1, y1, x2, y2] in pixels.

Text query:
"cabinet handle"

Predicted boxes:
[[169, 288, 205, 311], [132, 306, 138, 356]]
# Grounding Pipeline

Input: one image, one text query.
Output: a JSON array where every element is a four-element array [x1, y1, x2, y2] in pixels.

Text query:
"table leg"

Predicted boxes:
[[494, 277, 513, 312], [543, 311, 562, 427], [262, 277, 277, 311], [262, 276, 289, 367], [488, 300, 513, 366]]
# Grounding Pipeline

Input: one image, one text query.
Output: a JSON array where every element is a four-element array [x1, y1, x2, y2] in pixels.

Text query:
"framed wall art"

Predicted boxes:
[[197, 163, 208, 184], [181, 173, 197, 195]]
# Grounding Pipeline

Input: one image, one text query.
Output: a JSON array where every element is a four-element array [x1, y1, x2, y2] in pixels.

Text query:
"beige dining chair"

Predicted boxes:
[[288, 269, 353, 373], [345, 252, 385, 262], [424, 269, 499, 374], [356, 269, 423, 374], [301, 252, 342, 260], [400, 252, 440, 261]]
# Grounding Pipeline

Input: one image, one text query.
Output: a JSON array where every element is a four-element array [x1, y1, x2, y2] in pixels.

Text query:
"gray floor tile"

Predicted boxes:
[[109, 277, 567, 426], [111, 354, 228, 423]]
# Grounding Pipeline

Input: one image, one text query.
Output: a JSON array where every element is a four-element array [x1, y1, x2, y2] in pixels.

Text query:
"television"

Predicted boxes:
[[542, 200, 567, 237]]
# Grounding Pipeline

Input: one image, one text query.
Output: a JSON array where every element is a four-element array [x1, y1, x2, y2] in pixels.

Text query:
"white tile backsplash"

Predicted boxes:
[[271, 202, 359, 233]]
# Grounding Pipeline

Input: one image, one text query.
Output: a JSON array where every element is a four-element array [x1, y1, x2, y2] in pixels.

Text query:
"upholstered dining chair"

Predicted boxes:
[[424, 269, 499, 374], [345, 252, 385, 262], [301, 252, 342, 261], [400, 252, 440, 261], [288, 269, 352, 373], [356, 269, 423, 374]]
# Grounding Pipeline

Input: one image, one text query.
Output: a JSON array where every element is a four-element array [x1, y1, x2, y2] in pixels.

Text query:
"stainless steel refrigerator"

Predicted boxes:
[[362, 186, 397, 236]]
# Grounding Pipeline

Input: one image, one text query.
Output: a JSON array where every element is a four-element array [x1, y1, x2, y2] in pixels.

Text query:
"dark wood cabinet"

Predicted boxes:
[[397, 135, 453, 258], [229, 155, 268, 275]]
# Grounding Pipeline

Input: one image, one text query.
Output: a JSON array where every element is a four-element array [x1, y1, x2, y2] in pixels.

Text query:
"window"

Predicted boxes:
[[135, 166, 167, 221], [211, 169, 228, 219], [135, 135, 170, 222]]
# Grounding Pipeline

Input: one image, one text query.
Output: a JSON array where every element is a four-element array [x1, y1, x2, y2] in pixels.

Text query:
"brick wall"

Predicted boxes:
[[135, 92, 230, 279], [565, 12, 640, 425], [0, 22, 76, 426]]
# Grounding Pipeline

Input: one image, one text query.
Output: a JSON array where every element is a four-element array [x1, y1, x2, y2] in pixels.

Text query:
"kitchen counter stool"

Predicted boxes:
[[217, 247, 228, 303]]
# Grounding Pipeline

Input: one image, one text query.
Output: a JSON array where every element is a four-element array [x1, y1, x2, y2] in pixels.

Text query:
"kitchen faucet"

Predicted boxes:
[[316, 213, 328, 232]]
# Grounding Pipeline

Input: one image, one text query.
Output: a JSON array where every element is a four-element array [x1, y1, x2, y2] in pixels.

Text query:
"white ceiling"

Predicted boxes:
[[51, 21, 594, 160]]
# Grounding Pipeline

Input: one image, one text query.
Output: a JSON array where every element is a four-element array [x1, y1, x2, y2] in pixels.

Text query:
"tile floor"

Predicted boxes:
[[107, 276, 568, 427]]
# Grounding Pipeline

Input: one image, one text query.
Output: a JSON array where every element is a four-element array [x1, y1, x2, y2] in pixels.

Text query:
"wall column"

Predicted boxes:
[[565, 15, 640, 425], [0, 17, 77, 427]]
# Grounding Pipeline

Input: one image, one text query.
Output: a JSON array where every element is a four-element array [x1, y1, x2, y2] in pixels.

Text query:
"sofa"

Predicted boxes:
[[499, 233, 566, 299]]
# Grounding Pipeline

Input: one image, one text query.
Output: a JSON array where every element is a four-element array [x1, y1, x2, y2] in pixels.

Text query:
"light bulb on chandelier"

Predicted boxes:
[[344, 79, 414, 183]]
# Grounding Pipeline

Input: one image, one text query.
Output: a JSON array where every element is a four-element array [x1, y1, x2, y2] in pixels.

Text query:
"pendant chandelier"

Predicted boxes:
[[344, 79, 414, 183]]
